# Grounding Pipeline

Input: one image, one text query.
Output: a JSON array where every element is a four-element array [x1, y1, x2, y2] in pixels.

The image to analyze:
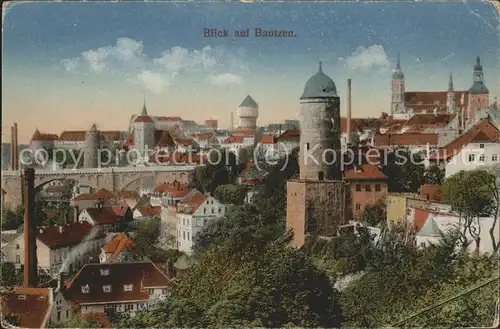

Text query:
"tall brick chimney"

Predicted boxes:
[[23, 168, 38, 287], [13, 123, 19, 170], [346, 79, 352, 146], [10, 126, 15, 170]]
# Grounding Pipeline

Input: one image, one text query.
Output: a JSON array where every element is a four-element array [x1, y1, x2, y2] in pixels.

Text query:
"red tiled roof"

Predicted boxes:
[[419, 184, 443, 202], [404, 91, 468, 107], [223, 136, 245, 144], [100, 131, 121, 141], [133, 115, 154, 123], [431, 118, 500, 160], [37, 222, 105, 250], [278, 129, 300, 141], [31, 129, 59, 142], [404, 113, 455, 127], [102, 233, 135, 262], [59, 131, 87, 141], [155, 130, 175, 147], [242, 178, 264, 185], [156, 116, 182, 121], [155, 182, 190, 197], [414, 208, 431, 230], [343, 164, 387, 180], [373, 133, 439, 147], [231, 127, 258, 137], [258, 135, 277, 144], [73, 188, 116, 201], [85, 207, 121, 225], [111, 205, 129, 217], [1, 287, 52, 329], [81, 313, 112, 328], [239, 162, 254, 178], [178, 194, 209, 214], [174, 138, 194, 146], [64, 262, 172, 305], [194, 132, 215, 141], [117, 190, 139, 200], [136, 206, 161, 217]]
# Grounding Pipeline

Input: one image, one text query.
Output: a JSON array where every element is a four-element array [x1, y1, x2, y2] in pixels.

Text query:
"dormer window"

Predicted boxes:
[[18, 295, 27, 300], [124, 284, 133, 292], [100, 269, 110, 276], [103, 285, 112, 293], [81, 285, 90, 293]]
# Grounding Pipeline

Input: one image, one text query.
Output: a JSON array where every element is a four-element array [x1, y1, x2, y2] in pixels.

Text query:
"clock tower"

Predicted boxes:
[[468, 56, 489, 125]]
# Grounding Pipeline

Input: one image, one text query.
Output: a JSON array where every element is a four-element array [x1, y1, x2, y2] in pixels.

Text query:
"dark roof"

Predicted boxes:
[[85, 207, 121, 225], [64, 262, 172, 304], [1, 287, 52, 328], [239, 95, 258, 108], [301, 63, 338, 99], [37, 222, 106, 250]]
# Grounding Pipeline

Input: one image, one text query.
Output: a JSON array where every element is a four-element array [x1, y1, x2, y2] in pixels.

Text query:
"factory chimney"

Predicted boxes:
[[10, 126, 15, 170], [13, 123, 19, 170], [346, 79, 352, 146], [230, 112, 234, 130], [23, 168, 38, 287]]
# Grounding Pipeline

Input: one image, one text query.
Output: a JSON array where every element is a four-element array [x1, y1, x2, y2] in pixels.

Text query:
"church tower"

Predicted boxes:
[[286, 62, 349, 248], [131, 98, 156, 158], [468, 56, 489, 125], [391, 52, 406, 117], [446, 72, 456, 113]]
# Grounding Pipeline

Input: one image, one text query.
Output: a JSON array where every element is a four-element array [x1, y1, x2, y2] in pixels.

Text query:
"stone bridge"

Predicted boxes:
[[1, 165, 197, 208]]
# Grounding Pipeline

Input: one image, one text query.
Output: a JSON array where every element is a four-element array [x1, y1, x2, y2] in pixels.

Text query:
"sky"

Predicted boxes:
[[2, 1, 499, 143]]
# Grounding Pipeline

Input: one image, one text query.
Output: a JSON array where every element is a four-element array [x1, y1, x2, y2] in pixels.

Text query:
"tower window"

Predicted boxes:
[[480, 144, 484, 149], [305, 143, 310, 150], [318, 172, 324, 181]]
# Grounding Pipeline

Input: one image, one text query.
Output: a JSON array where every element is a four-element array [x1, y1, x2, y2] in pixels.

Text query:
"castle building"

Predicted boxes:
[[286, 63, 349, 248], [390, 55, 490, 125]]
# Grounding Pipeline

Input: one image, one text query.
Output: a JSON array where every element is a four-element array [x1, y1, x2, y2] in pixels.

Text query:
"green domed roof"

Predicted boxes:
[[474, 56, 483, 71], [469, 82, 489, 94], [392, 70, 404, 79], [300, 62, 338, 99]]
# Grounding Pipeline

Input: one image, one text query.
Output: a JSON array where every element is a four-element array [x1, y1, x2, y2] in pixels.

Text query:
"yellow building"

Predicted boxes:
[[386, 193, 417, 225]]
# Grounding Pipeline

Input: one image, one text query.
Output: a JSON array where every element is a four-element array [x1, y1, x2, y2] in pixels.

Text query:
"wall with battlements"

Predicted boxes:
[[1, 165, 197, 209]]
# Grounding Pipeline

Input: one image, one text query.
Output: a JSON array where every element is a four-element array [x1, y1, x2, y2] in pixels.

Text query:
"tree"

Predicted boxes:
[[1, 204, 24, 230], [361, 198, 387, 227], [49, 316, 102, 328], [0, 263, 22, 286], [476, 164, 500, 253], [381, 149, 426, 192], [214, 184, 248, 205], [424, 165, 445, 185], [442, 170, 494, 250]]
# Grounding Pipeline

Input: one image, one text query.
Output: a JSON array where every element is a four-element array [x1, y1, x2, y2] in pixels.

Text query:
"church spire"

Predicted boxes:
[[448, 72, 454, 91], [141, 94, 148, 116], [318, 61, 323, 72], [396, 52, 401, 70]]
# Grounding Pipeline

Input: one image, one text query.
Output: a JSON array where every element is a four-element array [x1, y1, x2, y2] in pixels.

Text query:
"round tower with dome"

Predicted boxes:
[[299, 61, 342, 181], [84, 123, 100, 168]]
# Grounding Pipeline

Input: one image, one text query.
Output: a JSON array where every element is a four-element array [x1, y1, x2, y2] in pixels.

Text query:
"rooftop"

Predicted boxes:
[[37, 222, 106, 250], [1, 287, 52, 329]]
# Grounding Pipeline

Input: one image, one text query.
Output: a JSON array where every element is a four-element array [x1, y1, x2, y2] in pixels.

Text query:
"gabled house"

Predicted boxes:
[[1, 287, 53, 329], [79, 205, 132, 232], [99, 233, 135, 263], [62, 262, 172, 317]]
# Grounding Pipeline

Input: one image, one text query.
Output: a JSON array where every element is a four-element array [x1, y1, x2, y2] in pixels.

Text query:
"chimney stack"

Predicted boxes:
[[23, 168, 38, 287], [13, 123, 19, 170], [347, 79, 352, 146], [10, 126, 15, 170], [230, 112, 234, 131], [57, 272, 65, 292]]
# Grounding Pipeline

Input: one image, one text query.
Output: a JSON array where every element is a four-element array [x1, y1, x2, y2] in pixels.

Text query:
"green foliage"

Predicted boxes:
[[424, 165, 445, 185], [0, 263, 22, 286], [214, 184, 248, 205], [381, 149, 426, 192], [188, 150, 240, 194], [361, 198, 387, 227], [1, 204, 24, 230]]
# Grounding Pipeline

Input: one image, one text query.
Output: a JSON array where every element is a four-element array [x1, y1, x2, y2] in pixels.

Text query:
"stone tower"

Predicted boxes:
[[237, 95, 259, 129], [84, 123, 100, 168], [391, 52, 406, 117], [286, 62, 349, 248], [468, 56, 489, 125], [299, 61, 342, 180], [446, 72, 456, 113], [132, 98, 156, 156]]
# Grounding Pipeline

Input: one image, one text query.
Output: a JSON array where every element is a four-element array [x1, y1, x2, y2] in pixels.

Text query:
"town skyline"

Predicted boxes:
[[3, 1, 499, 143]]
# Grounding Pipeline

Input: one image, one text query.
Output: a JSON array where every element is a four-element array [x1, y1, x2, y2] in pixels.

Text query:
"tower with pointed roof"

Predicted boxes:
[[236, 95, 259, 129], [131, 98, 155, 158], [446, 72, 456, 113], [84, 123, 100, 168], [391, 52, 406, 117], [467, 56, 490, 126], [286, 62, 348, 248]]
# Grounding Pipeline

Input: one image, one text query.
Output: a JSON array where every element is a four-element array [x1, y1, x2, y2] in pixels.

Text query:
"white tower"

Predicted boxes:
[[237, 95, 259, 129], [84, 123, 100, 168], [131, 99, 155, 157]]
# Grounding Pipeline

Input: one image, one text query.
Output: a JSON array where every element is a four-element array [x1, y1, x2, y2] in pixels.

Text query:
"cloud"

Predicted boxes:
[[61, 58, 78, 72], [208, 73, 243, 87], [136, 71, 169, 93], [344, 45, 390, 71], [62, 38, 248, 91]]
